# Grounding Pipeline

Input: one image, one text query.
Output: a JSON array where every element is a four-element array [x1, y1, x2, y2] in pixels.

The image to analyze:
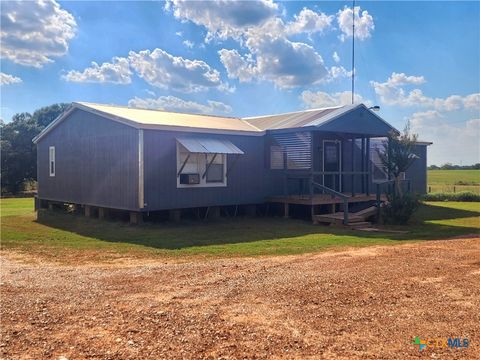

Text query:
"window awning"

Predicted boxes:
[[177, 137, 244, 154]]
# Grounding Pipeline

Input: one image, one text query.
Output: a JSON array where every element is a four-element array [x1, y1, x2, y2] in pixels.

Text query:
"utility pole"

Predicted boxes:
[[351, 0, 355, 104]]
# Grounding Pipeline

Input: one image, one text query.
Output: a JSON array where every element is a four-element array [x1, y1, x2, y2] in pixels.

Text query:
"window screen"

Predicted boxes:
[[270, 146, 284, 169], [179, 150, 200, 174], [206, 154, 224, 183]]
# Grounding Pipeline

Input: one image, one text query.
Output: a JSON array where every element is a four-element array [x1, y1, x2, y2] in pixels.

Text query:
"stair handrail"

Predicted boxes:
[[311, 181, 349, 225], [374, 179, 395, 220]]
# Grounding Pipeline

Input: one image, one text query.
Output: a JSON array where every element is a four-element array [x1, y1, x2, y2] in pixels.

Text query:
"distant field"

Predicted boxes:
[[428, 169, 480, 194]]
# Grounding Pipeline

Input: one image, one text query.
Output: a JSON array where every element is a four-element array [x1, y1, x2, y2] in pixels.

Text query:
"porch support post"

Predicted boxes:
[[98, 207, 107, 220], [84, 205, 92, 218], [129, 211, 143, 225], [169, 209, 181, 222], [310, 131, 314, 198], [351, 137, 355, 197], [361, 137, 365, 194], [283, 203, 289, 218], [73, 204, 82, 214], [343, 199, 349, 225], [376, 183, 381, 221], [366, 137, 371, 196], [245, 205, 256, 217]]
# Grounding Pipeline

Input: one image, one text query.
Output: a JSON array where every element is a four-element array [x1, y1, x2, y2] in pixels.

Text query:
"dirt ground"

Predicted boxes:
[[1, 238, 479, 359]]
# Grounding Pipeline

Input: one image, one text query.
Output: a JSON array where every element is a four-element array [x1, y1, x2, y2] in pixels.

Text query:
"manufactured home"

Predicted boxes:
[[33, 102, 430, 224]]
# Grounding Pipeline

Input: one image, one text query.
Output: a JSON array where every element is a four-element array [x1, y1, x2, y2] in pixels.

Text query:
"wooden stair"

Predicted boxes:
[[313, 206, 378, 228]]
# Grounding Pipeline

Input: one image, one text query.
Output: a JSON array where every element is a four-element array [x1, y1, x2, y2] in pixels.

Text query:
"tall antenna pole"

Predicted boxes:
[[351, 0, 355, 104]]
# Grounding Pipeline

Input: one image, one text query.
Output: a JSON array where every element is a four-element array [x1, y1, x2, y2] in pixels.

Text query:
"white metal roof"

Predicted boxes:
[[75, 102, 261, 133], [33, 101, 405, 144], [242, 106, 350, 130], [177, 137, 244, 154]]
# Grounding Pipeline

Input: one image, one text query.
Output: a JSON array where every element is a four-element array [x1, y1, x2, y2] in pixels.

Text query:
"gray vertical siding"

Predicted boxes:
[[406, 144, 428, 194], [143, 130, 266, 210], [37, 109, 139, 210], [36, 110, 429, 212]]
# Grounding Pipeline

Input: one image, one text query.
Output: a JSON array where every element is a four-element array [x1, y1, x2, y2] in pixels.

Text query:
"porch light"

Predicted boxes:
[[368, 106, 380, 111]]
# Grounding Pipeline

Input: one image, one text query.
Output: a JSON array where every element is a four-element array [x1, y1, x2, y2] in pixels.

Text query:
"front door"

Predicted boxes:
[[323, 140, 341, 191]]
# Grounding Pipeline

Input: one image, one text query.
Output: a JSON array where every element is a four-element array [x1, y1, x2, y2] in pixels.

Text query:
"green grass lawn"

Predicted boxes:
[[428, 169, 480, 194], [1, 198, 479, 263]]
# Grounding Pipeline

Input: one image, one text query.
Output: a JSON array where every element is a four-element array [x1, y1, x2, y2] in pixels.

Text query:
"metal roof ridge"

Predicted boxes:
[[74, 101, 242, 120], [241, 105, 345, 120]]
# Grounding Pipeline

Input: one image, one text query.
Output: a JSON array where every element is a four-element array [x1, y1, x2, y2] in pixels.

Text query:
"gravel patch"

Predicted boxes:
[[1, 238, 479, 359]]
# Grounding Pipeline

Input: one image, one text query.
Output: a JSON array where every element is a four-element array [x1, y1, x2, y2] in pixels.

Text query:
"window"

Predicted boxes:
[[49, 146, 55, 177], [270, 146, 284, 169], [206, 154, 224, 183], [179, 147, 200, 174], [176, 143, 227, 187]]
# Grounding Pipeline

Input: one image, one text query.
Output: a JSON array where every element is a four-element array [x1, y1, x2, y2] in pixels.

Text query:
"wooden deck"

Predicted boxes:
[[266, 193, 385, 206]]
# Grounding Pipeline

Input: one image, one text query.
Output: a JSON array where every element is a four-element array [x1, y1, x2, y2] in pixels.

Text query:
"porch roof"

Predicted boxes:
[[243, 104, 398, 136]]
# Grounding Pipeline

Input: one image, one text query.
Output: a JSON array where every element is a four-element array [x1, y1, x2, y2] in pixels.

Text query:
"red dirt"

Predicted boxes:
[[1, 238, 479, 359]]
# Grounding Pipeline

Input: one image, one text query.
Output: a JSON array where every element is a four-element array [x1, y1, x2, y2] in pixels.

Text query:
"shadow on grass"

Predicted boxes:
[[33, 203, 480, 251]]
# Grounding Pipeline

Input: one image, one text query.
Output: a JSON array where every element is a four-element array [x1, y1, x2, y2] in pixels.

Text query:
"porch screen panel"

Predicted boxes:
[[273, 132, 312, 170], [370, 138, 388, 181]]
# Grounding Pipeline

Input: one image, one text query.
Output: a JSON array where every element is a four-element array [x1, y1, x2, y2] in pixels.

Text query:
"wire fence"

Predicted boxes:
[[428, 184, 480, 194]]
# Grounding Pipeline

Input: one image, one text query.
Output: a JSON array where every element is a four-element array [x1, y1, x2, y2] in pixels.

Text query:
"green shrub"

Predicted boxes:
[[423, 192, 480, 202], [381, 193, 420, 225]]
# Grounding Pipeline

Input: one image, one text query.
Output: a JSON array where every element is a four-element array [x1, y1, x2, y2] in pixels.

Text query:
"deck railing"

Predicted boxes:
[[283, 171, 370, 198], [311, 181, 349, 224]]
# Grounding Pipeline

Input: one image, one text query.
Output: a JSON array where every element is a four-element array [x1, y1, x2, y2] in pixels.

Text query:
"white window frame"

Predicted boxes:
[[49, 146, 55, 177], [176, 143, 227, 188]]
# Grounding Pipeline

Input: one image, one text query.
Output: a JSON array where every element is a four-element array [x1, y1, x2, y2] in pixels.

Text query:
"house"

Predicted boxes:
[[33, 102, 430, 224]]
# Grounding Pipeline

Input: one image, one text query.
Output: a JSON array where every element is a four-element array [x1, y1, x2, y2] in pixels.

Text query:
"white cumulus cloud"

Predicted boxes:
[[0, 0, 77, 67], [166, 0, 278, 41], [285, 8, 333, 35], [371, 72, 479, 111], [167, 3, 357, 88], [409, 111, 480, 165], [219, 18, 329, 88], [300, 90, 368, 108], [337, 6, 374, 41], [333, 51, 340, 63], [218, 49, 258, 82], [128, 48, 232, 93], [62, 57, 132, 84], [0, 72, 22, 85], [183, 40, 194, 49], [128, 95, 232, 115]]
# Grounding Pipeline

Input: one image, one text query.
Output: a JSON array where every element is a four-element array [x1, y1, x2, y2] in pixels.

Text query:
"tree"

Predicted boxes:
[[378, 127, 418, 197], [1, 113, 41, 193], [32, 103, 69, 128], [1, 103, 70, 194]]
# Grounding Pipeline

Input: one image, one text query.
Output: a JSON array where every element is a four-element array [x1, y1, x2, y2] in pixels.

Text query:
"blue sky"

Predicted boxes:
[[1, 0, 479, 165]]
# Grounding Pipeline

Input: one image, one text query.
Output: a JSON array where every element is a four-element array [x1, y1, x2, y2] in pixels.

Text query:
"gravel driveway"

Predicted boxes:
[[1, 237, 479, 359]]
